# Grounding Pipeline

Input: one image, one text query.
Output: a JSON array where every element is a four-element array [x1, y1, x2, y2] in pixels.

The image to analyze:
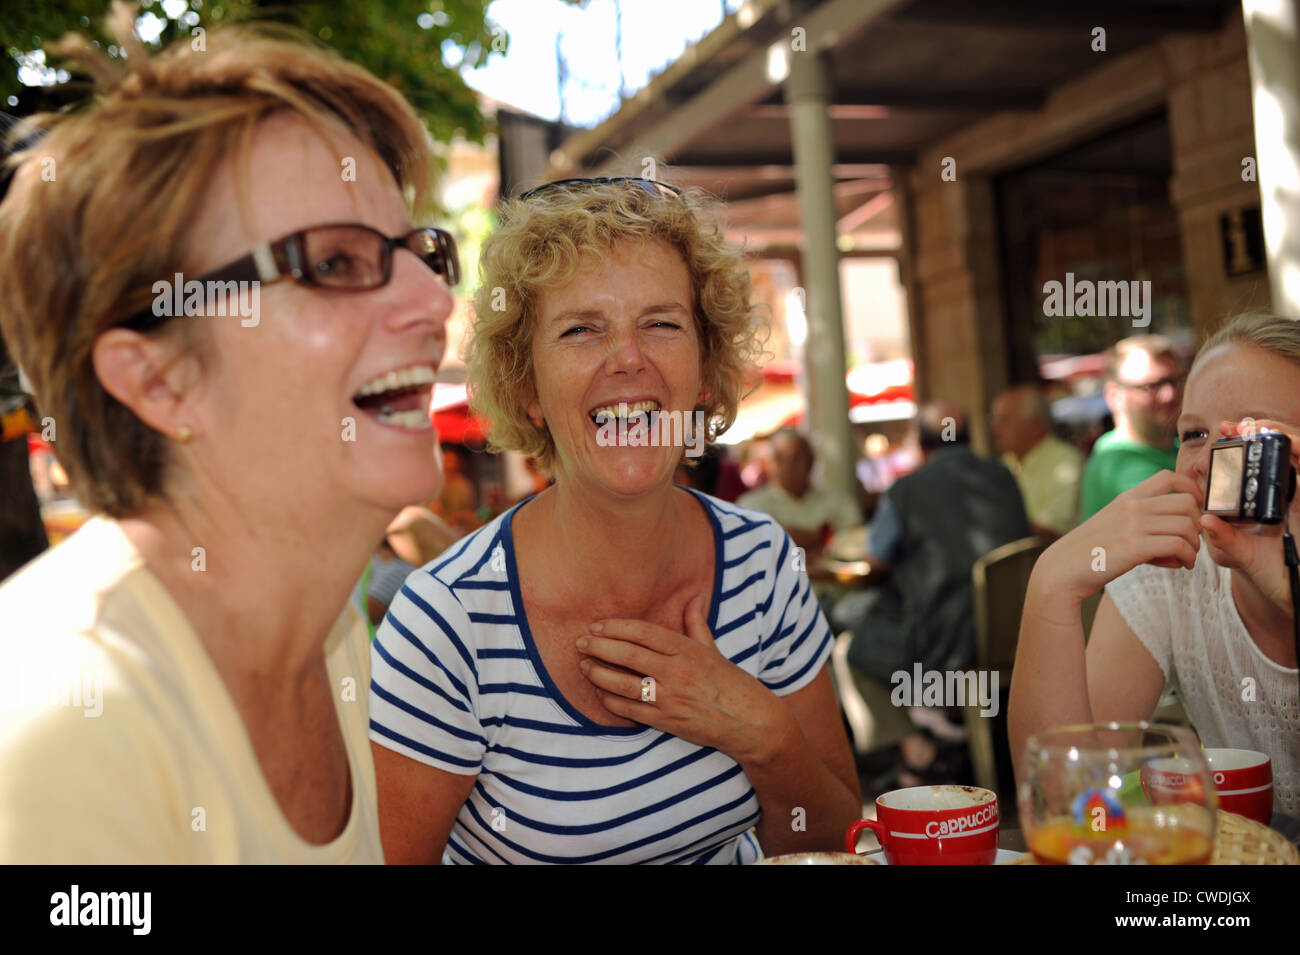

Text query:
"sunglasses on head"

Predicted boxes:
[[119, 222, 460, 331], [517, 177, 683, 202]]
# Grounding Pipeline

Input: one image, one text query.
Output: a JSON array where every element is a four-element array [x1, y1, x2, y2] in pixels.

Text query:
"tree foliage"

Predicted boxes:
[[0, 0, 504, 144]]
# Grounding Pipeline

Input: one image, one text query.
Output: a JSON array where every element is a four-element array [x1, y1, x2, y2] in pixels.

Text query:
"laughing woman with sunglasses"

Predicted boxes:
[[369, 178, 861, 864], [0, 18, 456, 863]]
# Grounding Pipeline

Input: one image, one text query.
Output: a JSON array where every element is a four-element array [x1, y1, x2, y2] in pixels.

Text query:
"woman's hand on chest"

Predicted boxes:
[[575, 593, 792, 762]]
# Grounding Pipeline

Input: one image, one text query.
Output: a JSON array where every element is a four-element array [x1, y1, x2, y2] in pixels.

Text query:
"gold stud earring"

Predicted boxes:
[[177, 425, 194, 443]]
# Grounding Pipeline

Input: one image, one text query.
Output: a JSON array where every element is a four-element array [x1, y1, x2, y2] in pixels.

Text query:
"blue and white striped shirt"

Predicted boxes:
[[368, 489, 834, 864]]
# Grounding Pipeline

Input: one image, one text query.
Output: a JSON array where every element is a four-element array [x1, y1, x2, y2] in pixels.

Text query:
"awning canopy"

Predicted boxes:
[[544, 0, 1238, 251], [721, 359, 915, 443], [430, 383, 487, 446]]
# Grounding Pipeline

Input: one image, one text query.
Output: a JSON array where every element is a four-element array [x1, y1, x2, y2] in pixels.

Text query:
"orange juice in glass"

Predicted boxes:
[[1020, 722, 1216, 865]]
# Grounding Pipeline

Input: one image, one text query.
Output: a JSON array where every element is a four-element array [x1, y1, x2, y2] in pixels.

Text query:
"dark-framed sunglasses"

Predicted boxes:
[[517, 177, 683, 202], [120, 223, 460, 331]]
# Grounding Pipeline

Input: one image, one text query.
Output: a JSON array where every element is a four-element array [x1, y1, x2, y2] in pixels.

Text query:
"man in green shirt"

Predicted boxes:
[[1080, 335, 1185, 519]]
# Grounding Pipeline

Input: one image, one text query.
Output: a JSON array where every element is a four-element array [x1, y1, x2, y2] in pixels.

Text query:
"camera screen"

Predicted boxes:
[[1207, 445, 1244, 513]]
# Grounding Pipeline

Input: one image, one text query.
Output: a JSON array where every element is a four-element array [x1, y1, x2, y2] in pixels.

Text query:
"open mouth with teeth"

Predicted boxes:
[[352, 364, 437, 430], [589, 399, 661, 433]]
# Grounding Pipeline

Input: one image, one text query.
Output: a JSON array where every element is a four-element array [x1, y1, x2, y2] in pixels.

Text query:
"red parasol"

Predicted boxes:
[[430, 383, 488, 445]]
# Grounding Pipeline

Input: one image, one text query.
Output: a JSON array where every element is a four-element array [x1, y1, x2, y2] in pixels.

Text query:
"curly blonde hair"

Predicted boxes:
[[466, 180, 763, 472]]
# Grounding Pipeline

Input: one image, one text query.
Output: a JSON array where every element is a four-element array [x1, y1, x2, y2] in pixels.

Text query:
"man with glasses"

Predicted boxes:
[[1080, 334, 1186, 519]]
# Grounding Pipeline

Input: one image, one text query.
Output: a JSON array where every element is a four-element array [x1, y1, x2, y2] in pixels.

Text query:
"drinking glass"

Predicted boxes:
[[1020, 722, 1217, 864]]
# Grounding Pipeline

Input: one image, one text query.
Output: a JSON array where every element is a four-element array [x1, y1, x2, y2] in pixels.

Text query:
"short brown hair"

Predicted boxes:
[[465, 181, 764, 472], [1103, 334, 1180, 382], [0, 8, 434, 516]]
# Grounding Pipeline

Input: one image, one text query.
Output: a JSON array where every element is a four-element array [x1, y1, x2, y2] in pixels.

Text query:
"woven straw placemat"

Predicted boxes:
[[1002, 811, 1299, 865], [1212, 811, 1300, 865]]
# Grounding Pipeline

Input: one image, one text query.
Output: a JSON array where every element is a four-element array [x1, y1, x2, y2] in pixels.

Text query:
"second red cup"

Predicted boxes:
[[1205, 749, 1273, 824]]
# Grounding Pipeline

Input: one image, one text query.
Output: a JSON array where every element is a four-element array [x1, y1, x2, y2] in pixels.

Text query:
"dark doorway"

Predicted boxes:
[[996, 112, 1192, 382]]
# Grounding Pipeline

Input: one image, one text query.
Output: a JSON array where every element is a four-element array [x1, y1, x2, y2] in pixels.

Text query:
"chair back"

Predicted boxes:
[[964, 535, 1049, 798], [972, 536, 1050, 676]]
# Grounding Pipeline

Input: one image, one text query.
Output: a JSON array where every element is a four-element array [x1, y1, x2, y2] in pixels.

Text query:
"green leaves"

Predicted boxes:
[[1, 0, 503, 146]]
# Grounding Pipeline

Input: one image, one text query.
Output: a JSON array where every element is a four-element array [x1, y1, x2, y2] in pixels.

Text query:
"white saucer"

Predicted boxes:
[[863, 848, 1025, 865]]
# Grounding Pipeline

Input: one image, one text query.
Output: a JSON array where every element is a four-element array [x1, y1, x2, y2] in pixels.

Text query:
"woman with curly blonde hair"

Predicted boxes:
[[369, 177, 860, 864]]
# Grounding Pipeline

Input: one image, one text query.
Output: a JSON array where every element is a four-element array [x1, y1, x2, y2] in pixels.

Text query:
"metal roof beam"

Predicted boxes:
[[557, 0, 910, 177], [892, 0, 1226, 32], [667, 162, 893, 179], [673, 149, 915, 167], [754, 87, 1047, 112]]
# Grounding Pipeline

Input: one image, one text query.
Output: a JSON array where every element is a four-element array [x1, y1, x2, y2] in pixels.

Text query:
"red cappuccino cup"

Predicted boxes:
[[845, 785, 999, 865], [1204, 749, 1272, 824]]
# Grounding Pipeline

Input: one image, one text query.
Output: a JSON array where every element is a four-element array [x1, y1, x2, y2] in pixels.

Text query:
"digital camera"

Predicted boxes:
[[1204, 430, 1296, 524]]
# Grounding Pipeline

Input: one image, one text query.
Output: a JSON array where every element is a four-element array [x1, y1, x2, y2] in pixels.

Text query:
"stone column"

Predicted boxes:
[[784, 50, 857, 503], [1243, 0, 1300, 317]]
